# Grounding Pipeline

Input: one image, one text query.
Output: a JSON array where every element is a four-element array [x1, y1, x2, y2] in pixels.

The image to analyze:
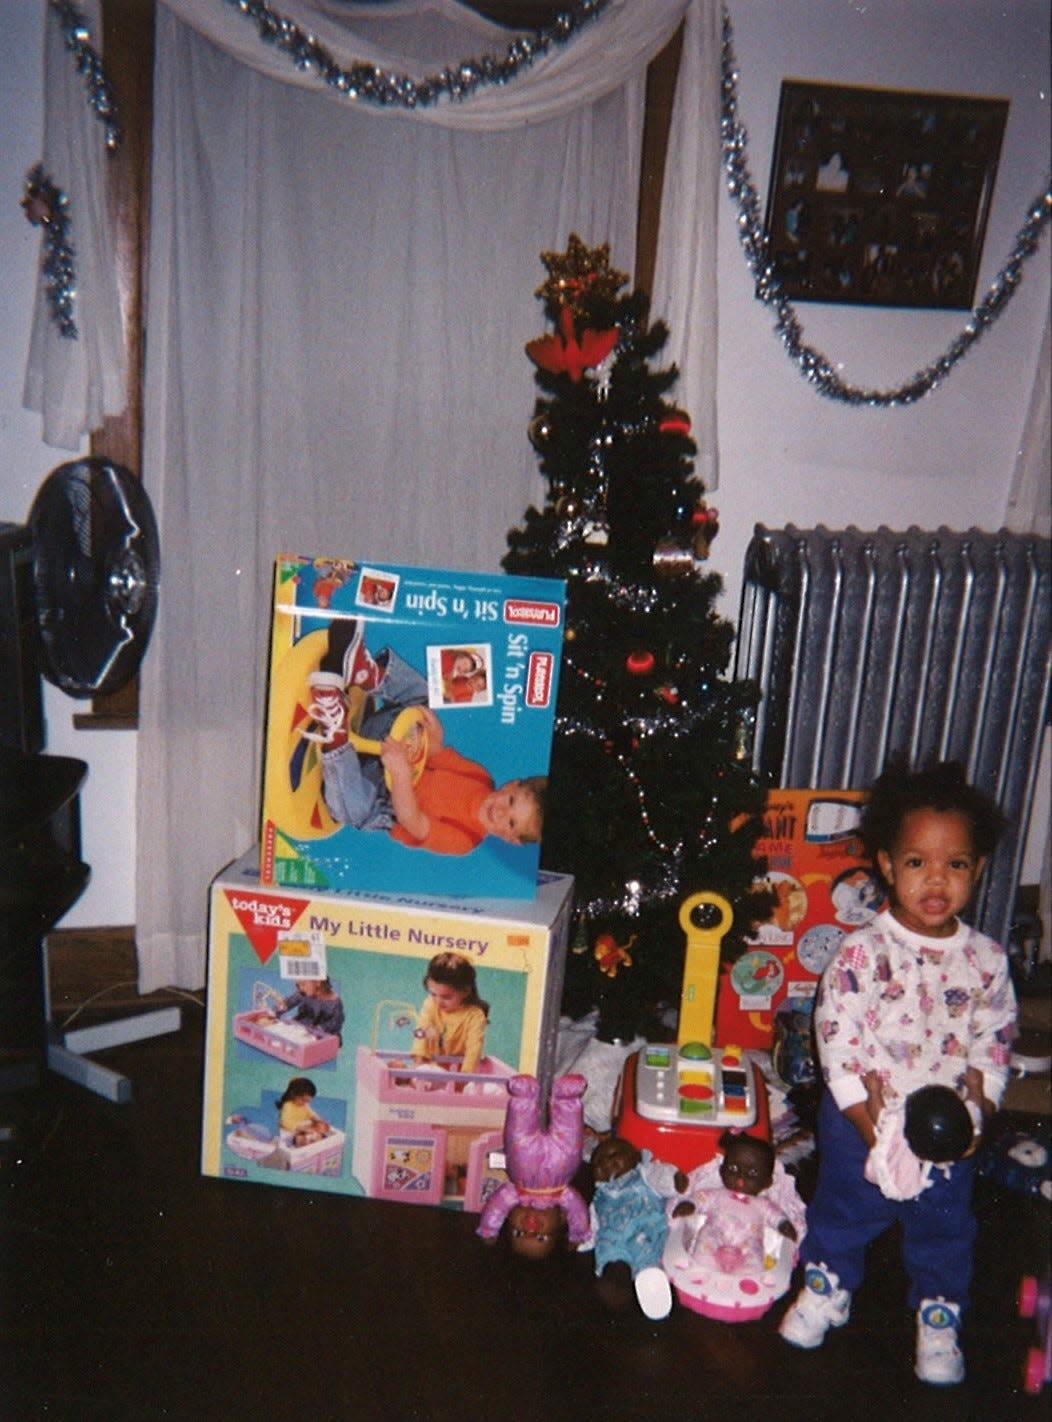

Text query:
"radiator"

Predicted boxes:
[[734, 524, 1051, 950]]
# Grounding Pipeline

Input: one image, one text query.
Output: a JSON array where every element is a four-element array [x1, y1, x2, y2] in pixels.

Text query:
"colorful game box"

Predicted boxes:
[[201, 850, 574, 1210], [260, 554, 565, 899], [714, 790, 879, 1050]]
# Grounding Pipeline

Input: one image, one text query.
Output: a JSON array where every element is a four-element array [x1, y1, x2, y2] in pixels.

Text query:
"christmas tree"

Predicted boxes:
[[504, 236, 769, 1041]]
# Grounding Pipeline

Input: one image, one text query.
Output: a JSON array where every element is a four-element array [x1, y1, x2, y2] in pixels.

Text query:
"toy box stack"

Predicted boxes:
[[203, 552, 572, 1211], [260, 553, 565, 900], [201, 849, 574, 1209], [714, 790, 879, 1054]]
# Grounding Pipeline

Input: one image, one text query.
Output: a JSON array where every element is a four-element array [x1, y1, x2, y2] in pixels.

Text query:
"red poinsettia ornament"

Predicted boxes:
[[526, 306, 618, 384]]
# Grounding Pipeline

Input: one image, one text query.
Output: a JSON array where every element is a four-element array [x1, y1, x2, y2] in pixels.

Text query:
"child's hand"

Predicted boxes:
[[863, 1069, 885, 1124], [380, 735, 414, 780], [416, 704, 444, 752]]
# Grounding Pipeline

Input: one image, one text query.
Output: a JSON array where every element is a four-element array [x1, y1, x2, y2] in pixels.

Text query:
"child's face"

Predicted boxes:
[[476, 780, 541, 845], [426, 979, 467, 1013], [877, 808, 985, 938], [719, 1141, 773, 1196]]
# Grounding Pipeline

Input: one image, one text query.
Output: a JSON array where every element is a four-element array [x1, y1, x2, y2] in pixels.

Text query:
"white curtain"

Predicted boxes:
[[135, 0, 719, 991], [24, 0, 127, 450]]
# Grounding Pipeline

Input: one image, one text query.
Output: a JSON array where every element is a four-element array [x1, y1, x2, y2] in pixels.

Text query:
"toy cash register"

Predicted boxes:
[[614, 892, 770, 1173]]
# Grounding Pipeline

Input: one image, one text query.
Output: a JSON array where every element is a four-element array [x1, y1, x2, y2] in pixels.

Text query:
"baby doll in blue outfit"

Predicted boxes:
[[589, 1136, 675, 1320]]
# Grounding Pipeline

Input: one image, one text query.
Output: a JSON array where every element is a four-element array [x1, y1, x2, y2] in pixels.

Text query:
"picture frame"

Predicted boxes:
[[763, 80, 1009, 310]]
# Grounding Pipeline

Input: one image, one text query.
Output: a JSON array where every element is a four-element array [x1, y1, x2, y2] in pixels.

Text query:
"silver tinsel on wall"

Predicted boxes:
[[221, 0, 611, 107], [720, 6, 1052, 408], [22, 165, 78, 340], [48, 0, 122, 149], [40, 0, 1050, 383]]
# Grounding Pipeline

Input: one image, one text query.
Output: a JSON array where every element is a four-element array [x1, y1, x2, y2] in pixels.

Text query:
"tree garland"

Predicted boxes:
[[720, 5, 1052, 407]]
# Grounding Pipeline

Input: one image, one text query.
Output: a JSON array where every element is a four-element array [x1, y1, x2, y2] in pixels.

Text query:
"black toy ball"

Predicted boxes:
[[904, 1085, 974, 1163]]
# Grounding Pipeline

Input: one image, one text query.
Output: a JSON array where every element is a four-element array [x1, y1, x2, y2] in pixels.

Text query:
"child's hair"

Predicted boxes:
[[517, 776, 547, 842], [424, 951, 490, 1018], [278, 1076, 316, 1107], [860, 757, 1008, 869]]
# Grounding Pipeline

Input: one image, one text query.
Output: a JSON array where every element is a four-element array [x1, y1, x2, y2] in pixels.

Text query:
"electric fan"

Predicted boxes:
[[0, 457, 163, 1103], [27, 457, 160, 699]]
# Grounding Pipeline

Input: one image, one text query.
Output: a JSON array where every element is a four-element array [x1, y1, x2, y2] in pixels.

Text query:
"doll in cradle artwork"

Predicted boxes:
[[663, 1129, 807, 1321], [233, 977, 344, 1068]]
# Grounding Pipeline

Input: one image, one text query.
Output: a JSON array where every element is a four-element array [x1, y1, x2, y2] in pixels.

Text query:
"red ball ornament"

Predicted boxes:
[[626, 650, 656, 676], [659, 408, 692, 437]]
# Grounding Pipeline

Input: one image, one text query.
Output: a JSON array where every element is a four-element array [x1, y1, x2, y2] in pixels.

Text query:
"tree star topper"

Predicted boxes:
[[536, 234, 628, 322]]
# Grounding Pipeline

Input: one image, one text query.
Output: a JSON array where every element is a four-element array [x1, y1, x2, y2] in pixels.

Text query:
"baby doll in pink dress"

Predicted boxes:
[[674, 1130, 804, 1275]]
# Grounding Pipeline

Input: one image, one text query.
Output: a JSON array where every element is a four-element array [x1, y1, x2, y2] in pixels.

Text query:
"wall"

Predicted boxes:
[[0, 0, 1047, 930], [1, 0, 136, 928], [712, 0, 1050, 883]]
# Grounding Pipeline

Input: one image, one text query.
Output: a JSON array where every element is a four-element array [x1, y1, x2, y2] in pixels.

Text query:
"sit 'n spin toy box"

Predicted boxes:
[[201, 850, 573, 1210], [714, 789, 878, 1051], [260, 553, 565, 900]]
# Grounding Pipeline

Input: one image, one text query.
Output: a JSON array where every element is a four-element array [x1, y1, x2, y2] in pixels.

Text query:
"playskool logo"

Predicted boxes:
[[502, 598, 561, 628], [526, 651, 554, 707]]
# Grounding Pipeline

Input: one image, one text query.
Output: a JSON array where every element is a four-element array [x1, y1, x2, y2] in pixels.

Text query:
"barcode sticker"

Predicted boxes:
[[277, 930, 327, 980]]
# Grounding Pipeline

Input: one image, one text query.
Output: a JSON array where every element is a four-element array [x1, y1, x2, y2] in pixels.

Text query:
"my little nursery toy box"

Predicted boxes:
[[201, 850, 573, 1210], [259, 553, 565, 901]]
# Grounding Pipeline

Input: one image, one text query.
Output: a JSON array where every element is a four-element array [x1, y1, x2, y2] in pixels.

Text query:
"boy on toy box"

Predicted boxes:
[[412, 952, 489, 1075], [304, 621, 545, 855], [779, 759, 1017, 1387]]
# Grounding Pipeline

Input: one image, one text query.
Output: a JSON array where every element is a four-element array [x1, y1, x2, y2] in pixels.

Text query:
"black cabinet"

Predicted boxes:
[[0, 748, 89, 1089]]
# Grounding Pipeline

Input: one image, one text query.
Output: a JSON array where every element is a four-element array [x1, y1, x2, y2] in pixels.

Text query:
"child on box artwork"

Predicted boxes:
[[304, 621, 544, 855], [779, 759, 1017, 1387], [276, 977, 345, 1045], [277, 1076, 332, 1144], [412, 952, 489, 1076], [441, 649, 488, 705]]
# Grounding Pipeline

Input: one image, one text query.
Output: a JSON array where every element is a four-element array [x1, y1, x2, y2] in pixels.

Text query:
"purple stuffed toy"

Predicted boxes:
[[476, 1074, 590, 1259]]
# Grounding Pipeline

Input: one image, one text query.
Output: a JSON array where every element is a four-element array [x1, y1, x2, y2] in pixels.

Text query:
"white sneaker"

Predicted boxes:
[[634, 1266, 673, 1321], [915, 1298, 964, 1385], [779, 1262, 852, 1349]]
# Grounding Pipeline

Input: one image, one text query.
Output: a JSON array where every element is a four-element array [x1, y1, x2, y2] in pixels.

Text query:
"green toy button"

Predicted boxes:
[[679, 1041, 712, 1061]]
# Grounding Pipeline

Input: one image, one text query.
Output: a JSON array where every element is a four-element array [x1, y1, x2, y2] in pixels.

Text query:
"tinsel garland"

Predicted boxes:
[[22, 165, 78, 339], [48, 0, 121, 149], [221, 0, 611, 107], [720, 6, 1052, 407]]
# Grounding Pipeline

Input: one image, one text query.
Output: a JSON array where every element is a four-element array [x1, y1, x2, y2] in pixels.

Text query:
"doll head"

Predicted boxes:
[[506, 1204, 567, 1260], [591, 1136, 642, 1184], [718, 1131, 776, 1197]]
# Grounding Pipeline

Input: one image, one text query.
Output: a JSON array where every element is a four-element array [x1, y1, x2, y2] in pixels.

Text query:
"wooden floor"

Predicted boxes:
[[2, 1000, 1049, 1422]]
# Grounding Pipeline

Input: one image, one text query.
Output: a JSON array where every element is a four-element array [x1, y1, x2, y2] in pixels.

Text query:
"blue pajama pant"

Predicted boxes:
[[801, 1089, 977, 1311]]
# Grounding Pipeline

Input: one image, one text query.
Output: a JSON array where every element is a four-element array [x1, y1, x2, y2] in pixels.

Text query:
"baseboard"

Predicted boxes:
[[45, 925, 142, 1018]]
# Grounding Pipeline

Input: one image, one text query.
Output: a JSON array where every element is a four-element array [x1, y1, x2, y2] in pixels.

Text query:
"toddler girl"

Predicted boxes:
[[779, 759, 1017, 1386]]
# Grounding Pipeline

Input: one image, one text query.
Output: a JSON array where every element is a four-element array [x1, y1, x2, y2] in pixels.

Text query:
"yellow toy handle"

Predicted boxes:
[[677, 891, 733, 1048], [347, 705, 430, 788]]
